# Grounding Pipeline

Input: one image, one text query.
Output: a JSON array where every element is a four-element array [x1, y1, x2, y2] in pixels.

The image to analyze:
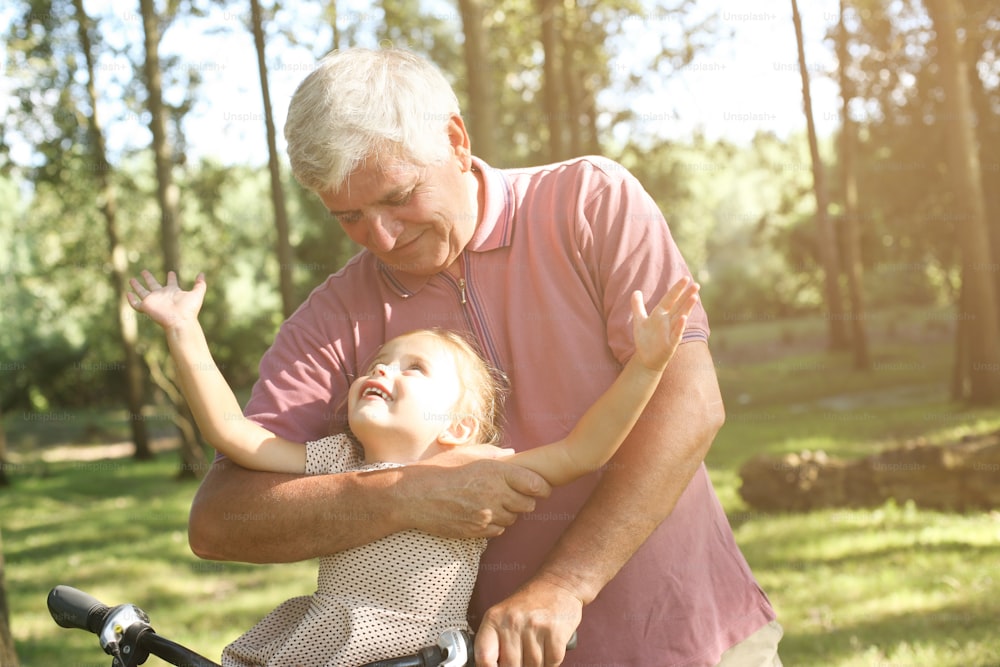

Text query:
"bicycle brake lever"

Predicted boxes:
[[98, 603, 151, 654]]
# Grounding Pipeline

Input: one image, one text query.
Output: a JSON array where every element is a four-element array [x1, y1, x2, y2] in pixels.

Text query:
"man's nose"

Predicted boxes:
[[365, 212, 403, 253]]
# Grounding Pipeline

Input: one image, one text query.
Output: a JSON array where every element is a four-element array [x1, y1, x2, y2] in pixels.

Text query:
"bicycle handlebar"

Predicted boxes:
[[49, 585, 576, 667], [48, 585, 113, 634], [48, 585, 220, 667]]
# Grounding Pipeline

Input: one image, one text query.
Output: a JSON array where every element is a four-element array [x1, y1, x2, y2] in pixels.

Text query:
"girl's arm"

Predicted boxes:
[[128, 271, 306, 474], [507, 278, 699, 487]]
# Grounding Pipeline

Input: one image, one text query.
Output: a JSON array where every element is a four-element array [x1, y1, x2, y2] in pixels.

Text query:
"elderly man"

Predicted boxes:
[[188, 47, 780, 666]]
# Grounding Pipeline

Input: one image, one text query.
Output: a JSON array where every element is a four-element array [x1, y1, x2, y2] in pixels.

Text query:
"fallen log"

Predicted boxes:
[[738, 430, 1000, 512]]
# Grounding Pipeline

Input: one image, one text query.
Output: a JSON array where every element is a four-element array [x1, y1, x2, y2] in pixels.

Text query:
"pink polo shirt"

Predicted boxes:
[[244, 156, 775, 665]]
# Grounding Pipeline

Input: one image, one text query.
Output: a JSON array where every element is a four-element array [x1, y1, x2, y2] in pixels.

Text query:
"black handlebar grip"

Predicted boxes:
[[47, 585, 111, 634]]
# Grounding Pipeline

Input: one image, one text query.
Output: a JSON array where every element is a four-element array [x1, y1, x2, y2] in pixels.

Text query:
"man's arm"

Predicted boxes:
[[188, 448, 552, 563], [474, 341, 724, 666]]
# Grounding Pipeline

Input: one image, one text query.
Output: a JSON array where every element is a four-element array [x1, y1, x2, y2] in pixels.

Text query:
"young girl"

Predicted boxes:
[[128, 270, 699, 667]]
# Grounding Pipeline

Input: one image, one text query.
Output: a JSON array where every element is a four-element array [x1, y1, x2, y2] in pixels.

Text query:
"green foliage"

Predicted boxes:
[[836, 0, 999, 309], [623, 132, 831, 320], [2, 0, 997, 413]]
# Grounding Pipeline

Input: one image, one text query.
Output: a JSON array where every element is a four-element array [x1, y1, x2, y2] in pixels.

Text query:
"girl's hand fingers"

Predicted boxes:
[[129, 277, 148, 299], [140, 269, 161, 291], [630, 290, 648, 322]]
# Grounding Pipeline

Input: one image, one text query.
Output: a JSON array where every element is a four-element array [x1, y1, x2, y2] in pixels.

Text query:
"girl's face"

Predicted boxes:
[[347, 332, 470, 462]]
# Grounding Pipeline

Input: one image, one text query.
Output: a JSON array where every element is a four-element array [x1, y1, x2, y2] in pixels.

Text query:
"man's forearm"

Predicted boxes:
[[188, 457, 403, 563], [532, 342, 725, 604], [189, 449, 551, 563]]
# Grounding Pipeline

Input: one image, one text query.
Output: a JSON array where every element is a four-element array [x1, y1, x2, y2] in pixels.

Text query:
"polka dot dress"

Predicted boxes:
[[221, 434, 486, 667]]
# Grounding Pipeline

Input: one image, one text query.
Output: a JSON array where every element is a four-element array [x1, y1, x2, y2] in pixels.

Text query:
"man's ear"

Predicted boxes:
[[446, 114, 473, 170], [437, 415, 479, 447]]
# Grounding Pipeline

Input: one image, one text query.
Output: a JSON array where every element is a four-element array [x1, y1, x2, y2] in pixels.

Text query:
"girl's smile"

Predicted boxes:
[[347, 332, 470, 462]]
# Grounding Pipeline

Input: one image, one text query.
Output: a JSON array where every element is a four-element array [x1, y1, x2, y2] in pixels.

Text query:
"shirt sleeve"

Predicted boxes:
[[243, 310, 354, 444], [579, 158, 710, 364]]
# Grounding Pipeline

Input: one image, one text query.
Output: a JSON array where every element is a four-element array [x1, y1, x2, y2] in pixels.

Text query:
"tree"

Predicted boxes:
[[137, 0, 208, 476], [72, 0, 153, 459], [925, 0, 1000, 403], [791, 0, 848, 350], [457, 0, 498, 163], [0, 408, 9, 487], [3, 2, 158, 417], [965, 2, 1000, 307], [836, 0, 871, 370], [0, 411, 10, 667], [139, 0, 181, 275], [327, 0, 342, 52], [559, 1, 605, 157], [536, 0, 564, 162], [249, 0, 296, 319], [0, 527, 17, 667]]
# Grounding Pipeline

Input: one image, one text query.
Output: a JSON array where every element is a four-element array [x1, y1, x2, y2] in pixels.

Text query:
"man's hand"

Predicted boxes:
[[475, 576, 583, 667], [397, 447, 551, 539]]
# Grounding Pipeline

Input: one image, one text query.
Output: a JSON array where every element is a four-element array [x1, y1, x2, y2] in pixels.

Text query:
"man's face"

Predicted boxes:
[[318, 130, 478, 276]]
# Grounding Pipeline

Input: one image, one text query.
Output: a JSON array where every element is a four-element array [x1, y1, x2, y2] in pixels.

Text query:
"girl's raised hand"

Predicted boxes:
[[127, 270, 207, 330], [630, 277, 701, 371]]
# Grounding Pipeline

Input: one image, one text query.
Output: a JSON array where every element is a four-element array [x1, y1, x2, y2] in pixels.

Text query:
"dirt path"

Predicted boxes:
[[5, 434, 180, 464]]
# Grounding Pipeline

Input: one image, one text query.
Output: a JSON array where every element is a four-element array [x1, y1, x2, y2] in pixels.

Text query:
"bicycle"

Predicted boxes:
[[48, 584, 483, 667]]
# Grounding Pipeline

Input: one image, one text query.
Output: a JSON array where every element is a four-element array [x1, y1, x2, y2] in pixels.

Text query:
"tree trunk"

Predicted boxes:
[[250, 0, 296, 319], [951, 275, 969, 400], [145, 349, 208, 479], [0, 408, 9, 487], [836, 0, 871, 370], [536, 0, 564, 162], [73, 0, 153, 460], [457, 0, 498, 163], [925, 0, 1000, 404], [560, 1, 583, 157], [139, 0, 181, 274], [0, 528, 17, 667], [964, 12, 1000, 359], [327, 0, 341, 52], [791, 0, 848, 350], [138, 0, 208, 472]]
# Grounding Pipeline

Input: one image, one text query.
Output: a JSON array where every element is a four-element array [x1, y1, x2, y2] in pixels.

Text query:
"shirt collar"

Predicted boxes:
[[377, 156, 514, 298]]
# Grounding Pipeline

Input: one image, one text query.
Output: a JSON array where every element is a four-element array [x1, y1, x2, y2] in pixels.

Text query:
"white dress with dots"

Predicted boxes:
[[221, 434, 487, 667]]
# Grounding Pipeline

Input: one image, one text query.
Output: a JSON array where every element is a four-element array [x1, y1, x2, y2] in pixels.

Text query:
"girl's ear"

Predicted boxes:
[[437, 416, 479, 447]]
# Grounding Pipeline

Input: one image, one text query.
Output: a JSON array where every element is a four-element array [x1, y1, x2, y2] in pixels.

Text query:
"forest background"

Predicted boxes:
[[0, 0, 999, 664]]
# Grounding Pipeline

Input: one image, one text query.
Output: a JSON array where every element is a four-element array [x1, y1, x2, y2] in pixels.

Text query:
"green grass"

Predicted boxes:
[[1, 455, 317, 665], [3, 307, 1000, 666], [709, 311, 1000, 666]]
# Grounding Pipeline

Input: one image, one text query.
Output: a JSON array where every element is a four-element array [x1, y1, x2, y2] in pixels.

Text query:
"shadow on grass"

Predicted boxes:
[[729, 503, 1000, 666], [780, 600, 999, 666]]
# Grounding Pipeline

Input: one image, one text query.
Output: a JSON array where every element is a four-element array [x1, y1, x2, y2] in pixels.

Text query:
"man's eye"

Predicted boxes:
[[332, 211, 362, 225], [387, 189, 415, 206]]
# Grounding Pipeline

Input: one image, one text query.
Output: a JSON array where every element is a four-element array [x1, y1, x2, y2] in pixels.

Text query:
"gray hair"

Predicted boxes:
[[284, 48, 461, 193]]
